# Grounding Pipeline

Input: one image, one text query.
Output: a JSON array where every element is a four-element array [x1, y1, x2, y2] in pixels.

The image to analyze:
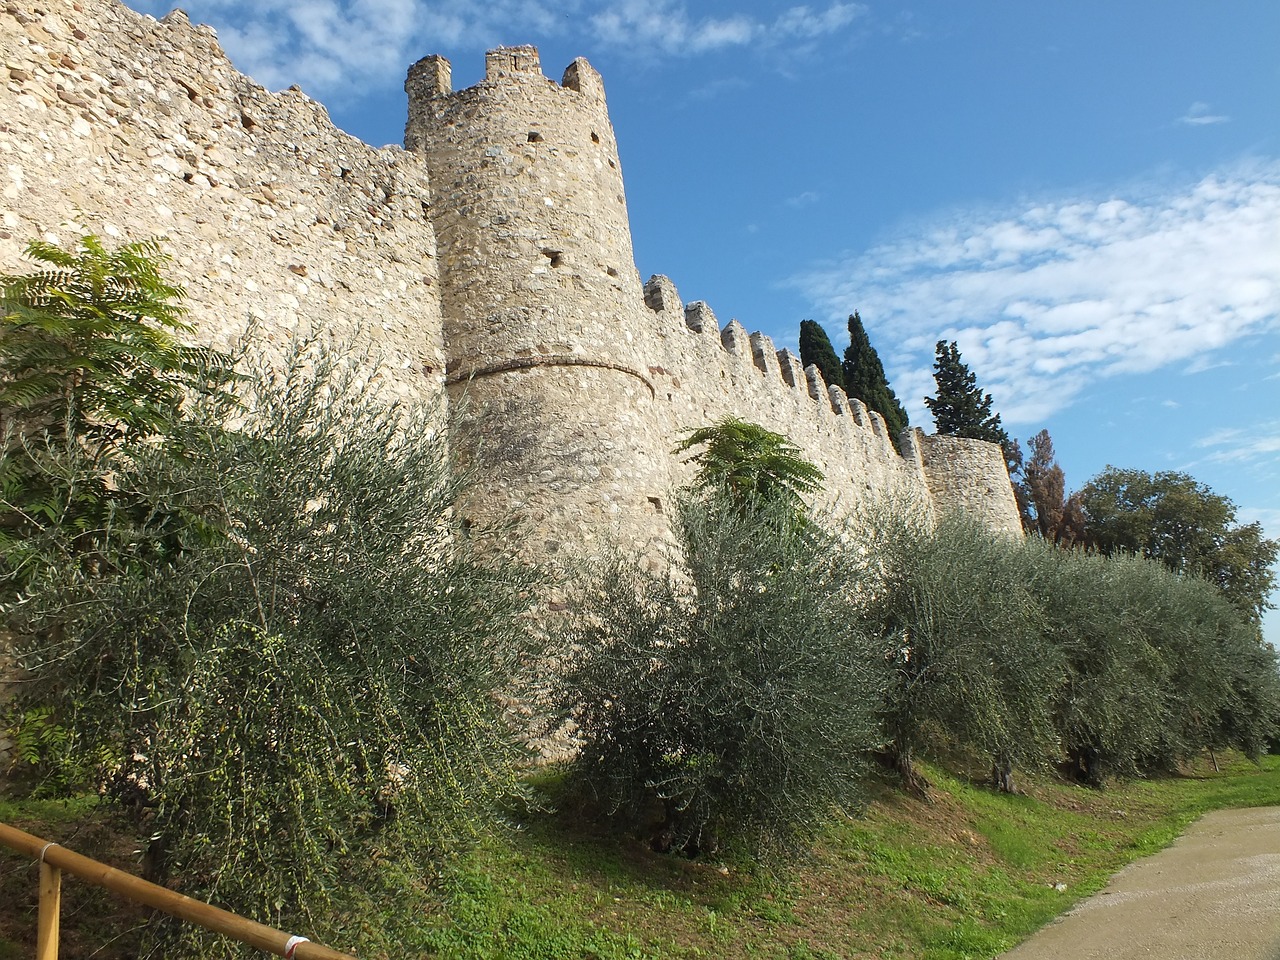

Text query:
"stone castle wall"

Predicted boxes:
[[1, 0, 445, 404], [641, 274, 931, 516], [1, 0, 1022, 562], [403, 45, 1021, 549]]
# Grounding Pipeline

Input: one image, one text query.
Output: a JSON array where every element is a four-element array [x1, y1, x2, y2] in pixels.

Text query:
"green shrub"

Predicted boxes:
[[1025, 546, 1171, 785], [556, 492, 887, 858], [870, 514, 1062, 794], [8, 338, 541, 957]]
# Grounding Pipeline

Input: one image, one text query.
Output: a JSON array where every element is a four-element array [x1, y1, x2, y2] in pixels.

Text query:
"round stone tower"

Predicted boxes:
[[404, 46, 671, 563]]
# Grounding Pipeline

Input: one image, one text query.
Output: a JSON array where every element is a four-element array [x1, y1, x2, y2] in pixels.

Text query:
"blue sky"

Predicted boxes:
[[123, 0, 1280, 638]]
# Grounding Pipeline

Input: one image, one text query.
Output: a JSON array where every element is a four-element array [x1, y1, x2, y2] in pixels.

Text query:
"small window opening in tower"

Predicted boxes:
[[527, 131, 544, 143], [590, 131, 600, 144], [541, 248, 564, 268]]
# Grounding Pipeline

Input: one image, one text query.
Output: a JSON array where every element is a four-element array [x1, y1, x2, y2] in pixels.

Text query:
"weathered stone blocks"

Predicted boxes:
[[1, 0, 1022, 562]]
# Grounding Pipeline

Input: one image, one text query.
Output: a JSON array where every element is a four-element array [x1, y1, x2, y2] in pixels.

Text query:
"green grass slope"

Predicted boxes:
[[3, 754, 1279, 959]]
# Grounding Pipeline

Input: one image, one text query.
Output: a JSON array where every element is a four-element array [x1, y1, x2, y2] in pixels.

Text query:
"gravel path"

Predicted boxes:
[[1000, 806, 1280, 960]]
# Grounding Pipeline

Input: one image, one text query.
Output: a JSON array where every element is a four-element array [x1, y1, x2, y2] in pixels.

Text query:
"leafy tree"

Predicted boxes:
[[1015, 429, 1085, 544], [557, 491, 886, 858], [0, 236, 235, 590], [1080, 467, 1278, 624], [924, 340, 1010, 451], [0, 235, 228, 454], [841, 311, 909, 449], [798, 319, 846, 392], [676, 416, 823, 515]]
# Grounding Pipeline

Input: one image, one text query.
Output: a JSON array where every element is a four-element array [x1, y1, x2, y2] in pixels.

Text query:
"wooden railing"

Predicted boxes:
[[0, 822, 357, 960]]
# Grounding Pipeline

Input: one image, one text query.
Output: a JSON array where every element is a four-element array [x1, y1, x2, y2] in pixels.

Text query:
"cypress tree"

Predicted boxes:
[[924, 340, 1009, 449], [841, 311, 909, 449], [798, 319, 846, 392]]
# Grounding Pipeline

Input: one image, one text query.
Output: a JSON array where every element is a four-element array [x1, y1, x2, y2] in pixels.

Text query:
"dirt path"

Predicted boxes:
[[1000, 806, 1280, 960]]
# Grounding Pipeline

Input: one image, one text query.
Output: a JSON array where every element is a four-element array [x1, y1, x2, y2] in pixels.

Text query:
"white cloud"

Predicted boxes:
[[1180, 101, 1229, 126], [588, 2, 865, 56], [1196, 423, 1280, 465], [773, 4, 863, 39], [791, 160, 1280, 425], [123, 1, 864, 99], [786, 190, 821, 208], [589, 2, 755, 54]]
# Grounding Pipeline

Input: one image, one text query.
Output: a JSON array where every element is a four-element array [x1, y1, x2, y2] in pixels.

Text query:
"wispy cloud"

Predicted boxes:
[[1196, 424, 1280, 465], [791, 160, 1280, 425], [123, 1, 864, 98], [786, 190, 821, 208], [1183, 355, 1235, 374], [1179, 101, 1229, 126], [588, 2, 864, 55]]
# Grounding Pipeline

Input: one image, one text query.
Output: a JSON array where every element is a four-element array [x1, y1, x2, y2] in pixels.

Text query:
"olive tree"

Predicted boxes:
[[870, 515, 1062, 794], [7, 334, 541, 957], [560, 421, 884, 858]]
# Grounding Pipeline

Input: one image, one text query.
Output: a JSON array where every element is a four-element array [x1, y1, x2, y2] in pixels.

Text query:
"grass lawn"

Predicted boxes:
[[3, 753, 1279, 959]]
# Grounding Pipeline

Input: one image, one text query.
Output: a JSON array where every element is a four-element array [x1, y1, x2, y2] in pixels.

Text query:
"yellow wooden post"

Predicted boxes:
[[36, 859, 61, 960]]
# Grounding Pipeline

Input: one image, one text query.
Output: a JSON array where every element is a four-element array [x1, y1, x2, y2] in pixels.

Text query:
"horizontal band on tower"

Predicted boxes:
[[445, 355, 655, 397]]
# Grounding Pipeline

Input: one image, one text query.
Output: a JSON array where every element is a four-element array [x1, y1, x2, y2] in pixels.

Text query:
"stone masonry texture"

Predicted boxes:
[[1, 0, 1022, 567]]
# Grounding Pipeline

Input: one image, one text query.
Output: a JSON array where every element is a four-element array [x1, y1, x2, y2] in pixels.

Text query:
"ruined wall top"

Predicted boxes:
[[1, 0, 445, 404]]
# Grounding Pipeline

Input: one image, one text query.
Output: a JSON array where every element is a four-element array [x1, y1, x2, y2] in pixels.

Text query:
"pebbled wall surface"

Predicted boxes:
[[1, 1, 1021, 564], [0, 0, 445, 403]]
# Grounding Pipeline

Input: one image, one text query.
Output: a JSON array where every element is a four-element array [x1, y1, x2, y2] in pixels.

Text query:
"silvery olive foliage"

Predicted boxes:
[[8, 335, 541, 957], [558, 490, 888, 858]]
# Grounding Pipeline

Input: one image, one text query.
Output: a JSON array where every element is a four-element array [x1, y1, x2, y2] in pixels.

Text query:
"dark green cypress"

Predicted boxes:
[[924, 340, 1010, 449], [798, 319, 846, 393], [841, 311, 909, 450]]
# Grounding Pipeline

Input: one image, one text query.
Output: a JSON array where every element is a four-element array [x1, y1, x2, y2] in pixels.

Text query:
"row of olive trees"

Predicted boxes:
[[2, 238, 541, 957], [553, 418, 1280, 857], [868, 513, 1278, 792]]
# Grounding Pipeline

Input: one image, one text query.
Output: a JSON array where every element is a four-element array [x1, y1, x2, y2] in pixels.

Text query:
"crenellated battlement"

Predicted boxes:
[[0, 8, 1022, 564], [641, 273, 900, 451], [405, 46, 607, 117]]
